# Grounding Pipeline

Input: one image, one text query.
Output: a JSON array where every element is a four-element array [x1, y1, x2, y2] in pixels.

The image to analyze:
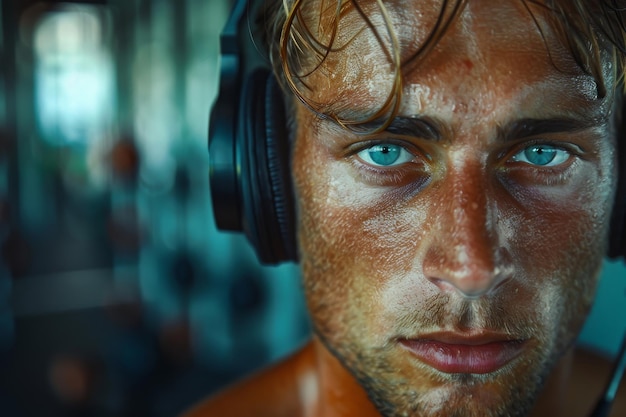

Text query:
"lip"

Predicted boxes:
[[399, 331, 527, 374]]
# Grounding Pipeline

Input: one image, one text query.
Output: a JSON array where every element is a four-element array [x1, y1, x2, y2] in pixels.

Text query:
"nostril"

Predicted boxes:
[[423, 246, 514, 299], [427, 271, 512, 299], [427, 275, 495, 299], [427, 277, 455, 293]]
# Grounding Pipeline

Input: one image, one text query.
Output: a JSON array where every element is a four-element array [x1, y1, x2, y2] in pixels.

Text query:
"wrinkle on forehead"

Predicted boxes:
[[306, 0, 610, 125], [398, 2, 610, 123], [390, 0, 585, 71]]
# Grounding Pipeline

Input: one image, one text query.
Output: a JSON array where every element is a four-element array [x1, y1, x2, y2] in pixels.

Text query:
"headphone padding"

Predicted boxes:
[[240, 68, 296, 264], [608, 111, 626, 259], [263, 73, 298, 262]]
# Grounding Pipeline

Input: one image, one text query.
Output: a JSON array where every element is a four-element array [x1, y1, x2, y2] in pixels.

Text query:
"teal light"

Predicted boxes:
[[34, 6, 114, 147]]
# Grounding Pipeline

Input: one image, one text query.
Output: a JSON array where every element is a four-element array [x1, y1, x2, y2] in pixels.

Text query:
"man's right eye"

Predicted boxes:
[[356, 143, 414, 167]]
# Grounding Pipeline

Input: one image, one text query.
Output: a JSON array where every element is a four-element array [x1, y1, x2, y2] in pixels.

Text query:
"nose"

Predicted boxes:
[[422, 160, 513, 299]]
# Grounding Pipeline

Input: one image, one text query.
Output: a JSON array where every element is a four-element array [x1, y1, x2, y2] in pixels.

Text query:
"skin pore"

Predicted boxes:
[[291, 0, 617, 416]]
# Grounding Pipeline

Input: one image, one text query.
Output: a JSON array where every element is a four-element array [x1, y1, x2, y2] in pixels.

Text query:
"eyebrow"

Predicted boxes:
[[347, 116, 442, 140], [497, 117, 604, 141], [336, 113, 604, 142]]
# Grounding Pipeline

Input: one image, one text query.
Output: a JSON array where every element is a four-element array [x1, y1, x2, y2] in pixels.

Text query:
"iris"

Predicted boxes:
[[367, 144, 402, 166], [524, 145, 558, 166]]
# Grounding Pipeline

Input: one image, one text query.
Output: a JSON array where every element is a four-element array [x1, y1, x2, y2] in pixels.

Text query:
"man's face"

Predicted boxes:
[[291, 1, 617, 416]]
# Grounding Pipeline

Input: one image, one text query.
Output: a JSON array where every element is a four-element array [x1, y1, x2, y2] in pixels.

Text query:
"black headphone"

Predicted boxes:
[[209, 0, 626, 265], [209, 0, 297, 264]]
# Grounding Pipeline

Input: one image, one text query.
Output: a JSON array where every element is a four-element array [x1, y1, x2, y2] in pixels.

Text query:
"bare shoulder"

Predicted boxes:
[[179, 341, 316, 417], [566, 347, 626, 417]]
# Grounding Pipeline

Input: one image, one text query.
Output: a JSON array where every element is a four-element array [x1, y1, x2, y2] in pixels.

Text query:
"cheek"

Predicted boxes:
[[292, 136, 430, 336], [504, 171, 612, 284], [296, 163, 440, 274], [498, 165, 614, 341]]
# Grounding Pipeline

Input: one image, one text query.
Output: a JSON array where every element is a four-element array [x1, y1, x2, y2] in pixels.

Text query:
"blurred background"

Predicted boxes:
[[0, 0, 623, 416], [0, 0, 310, 416]]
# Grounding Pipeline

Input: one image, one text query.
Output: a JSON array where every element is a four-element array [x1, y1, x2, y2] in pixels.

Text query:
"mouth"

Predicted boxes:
[[398, 331, 528, 374]]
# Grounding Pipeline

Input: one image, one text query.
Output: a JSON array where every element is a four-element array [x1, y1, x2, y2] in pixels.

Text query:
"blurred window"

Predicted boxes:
[[34, 5, 114, 146]]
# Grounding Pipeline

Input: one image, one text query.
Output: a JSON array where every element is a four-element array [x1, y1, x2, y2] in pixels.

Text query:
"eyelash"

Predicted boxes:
[[504, 141, 582, 169], [508, 141, 577, 163], [356, 143, 415, 167], [501, 140, 583, 185], [348, 140, 431, 186]]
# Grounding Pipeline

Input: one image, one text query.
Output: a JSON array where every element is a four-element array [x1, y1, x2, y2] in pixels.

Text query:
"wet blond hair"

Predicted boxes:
[[261, 0, 626, 132]]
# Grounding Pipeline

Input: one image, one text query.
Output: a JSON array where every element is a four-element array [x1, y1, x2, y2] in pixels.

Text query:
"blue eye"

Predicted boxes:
[[357, 144, 413, 167], [511, 144, 570, 167]]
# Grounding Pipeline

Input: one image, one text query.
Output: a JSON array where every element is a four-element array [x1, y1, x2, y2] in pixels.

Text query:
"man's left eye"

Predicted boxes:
[[357, 143, 414, 167], [510, 144, 571, 167]]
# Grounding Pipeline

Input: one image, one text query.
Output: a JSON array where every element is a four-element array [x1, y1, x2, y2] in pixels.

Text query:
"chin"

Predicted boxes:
[[324, 330, 560, 417]]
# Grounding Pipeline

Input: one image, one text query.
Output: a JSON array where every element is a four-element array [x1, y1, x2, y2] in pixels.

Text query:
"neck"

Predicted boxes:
[[307, 337, 381, 417], [529, 348, 575, 417]]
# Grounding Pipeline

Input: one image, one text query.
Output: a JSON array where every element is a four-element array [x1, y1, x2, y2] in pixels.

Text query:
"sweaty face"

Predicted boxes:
[[291, 1, 617, 417]]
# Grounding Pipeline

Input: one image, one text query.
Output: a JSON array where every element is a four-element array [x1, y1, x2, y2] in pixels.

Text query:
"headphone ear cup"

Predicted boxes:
[[239, 68, 297, 264], [608, 134, 626, 260], [608, 99, 626, 260]]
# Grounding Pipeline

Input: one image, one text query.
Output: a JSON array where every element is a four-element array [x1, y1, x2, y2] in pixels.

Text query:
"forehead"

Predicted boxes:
[[302, 0, 609, 120]]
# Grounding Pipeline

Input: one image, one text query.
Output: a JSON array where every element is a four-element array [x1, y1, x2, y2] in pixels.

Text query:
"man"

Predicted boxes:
[[185, 0, 626, 416]]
